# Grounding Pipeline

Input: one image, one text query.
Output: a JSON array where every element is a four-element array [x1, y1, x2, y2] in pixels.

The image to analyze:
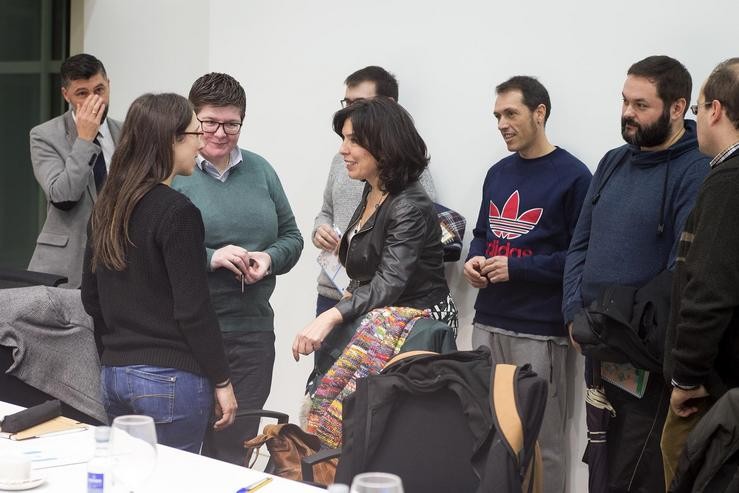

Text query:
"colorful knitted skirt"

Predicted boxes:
[[306, 306, 429, 448]]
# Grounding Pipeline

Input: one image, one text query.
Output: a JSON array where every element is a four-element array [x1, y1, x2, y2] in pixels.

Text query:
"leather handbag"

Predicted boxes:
[[243, 423, 336, 486]]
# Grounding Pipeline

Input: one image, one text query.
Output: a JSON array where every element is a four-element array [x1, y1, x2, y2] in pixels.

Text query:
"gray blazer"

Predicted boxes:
[[28, 110, 122, 288], [0, 286, 106, 423]]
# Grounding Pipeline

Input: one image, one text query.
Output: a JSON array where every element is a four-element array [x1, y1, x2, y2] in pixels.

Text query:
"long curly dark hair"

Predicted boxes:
[[332, 97, 429, 195]]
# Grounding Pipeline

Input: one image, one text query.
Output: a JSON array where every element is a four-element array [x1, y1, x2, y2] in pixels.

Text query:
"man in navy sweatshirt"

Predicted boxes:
[[563, 56, 710, 492], [464, 76, 592, 493]]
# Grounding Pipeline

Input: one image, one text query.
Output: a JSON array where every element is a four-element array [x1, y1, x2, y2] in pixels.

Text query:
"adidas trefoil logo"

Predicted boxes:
[[488, 190, 543, 239]]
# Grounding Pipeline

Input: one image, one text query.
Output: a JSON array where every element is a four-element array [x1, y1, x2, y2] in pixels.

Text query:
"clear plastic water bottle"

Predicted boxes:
[[87, 426, 112, 493]]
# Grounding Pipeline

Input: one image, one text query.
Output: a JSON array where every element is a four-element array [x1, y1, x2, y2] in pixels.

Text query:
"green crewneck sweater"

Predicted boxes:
[[172, 149, 303, 332]]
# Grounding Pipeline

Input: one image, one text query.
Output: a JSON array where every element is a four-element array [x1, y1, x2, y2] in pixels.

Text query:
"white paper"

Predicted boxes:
[[0, 432, 93, 469], [317, 251, 351, 294]]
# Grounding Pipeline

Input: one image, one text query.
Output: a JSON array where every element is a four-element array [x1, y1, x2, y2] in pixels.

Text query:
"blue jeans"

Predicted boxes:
[[101, 365, 213, 454]]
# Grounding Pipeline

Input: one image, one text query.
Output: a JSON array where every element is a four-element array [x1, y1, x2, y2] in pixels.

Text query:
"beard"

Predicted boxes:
[[621, 106, 671, 147]]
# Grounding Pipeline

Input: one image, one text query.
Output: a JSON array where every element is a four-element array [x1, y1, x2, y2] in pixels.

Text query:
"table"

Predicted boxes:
[[0, 402, 323, 492]]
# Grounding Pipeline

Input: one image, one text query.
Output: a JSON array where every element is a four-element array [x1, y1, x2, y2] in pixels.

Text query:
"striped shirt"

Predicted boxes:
[[710, 140, 739, 168]]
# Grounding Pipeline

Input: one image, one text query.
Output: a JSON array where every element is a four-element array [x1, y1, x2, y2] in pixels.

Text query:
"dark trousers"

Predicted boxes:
[[604, 373, 670, 492], [202, 330, 275, 465], [660, 398, 712, 489], [316, 293, 338, 316], [307, 294, 340, 393]]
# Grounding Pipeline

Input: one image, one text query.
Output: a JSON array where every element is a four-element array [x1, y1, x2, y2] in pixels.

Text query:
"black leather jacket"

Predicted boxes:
[[335, 180, 449, 322]]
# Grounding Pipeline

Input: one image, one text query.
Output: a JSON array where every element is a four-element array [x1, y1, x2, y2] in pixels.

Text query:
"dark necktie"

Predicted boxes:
[[92, 134, 107, 191]]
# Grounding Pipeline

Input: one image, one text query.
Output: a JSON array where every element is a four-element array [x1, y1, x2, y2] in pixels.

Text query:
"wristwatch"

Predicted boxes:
[[671, 379, 699, 391]]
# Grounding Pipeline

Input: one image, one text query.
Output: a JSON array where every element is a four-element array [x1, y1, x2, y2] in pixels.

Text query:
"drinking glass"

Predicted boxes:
[[350, 472, 405, 493], [111, 415, 157, 492]]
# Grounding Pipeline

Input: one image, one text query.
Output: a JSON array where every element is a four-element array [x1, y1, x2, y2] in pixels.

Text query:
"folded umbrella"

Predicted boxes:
[[1, 399, 61, 433], [584, 364, 616, 493]]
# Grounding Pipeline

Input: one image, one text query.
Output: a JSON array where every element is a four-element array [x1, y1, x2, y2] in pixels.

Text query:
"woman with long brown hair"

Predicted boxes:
[[81, 93, 236, 453]]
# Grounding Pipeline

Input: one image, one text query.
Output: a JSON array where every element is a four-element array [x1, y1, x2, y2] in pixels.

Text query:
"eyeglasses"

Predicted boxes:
[[340, 97, 366, 108], [690, 101, 714, 116], [197, 118, 242, 135], [179, 130, 204, 138]]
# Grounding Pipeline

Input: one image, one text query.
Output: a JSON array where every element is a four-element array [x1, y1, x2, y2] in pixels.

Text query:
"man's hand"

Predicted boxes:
[[567, 322, 582, 353], [75, 94, 105, 142], [313, 224, 340, 251], [244, 251, 271, 284], [211, 245, 250, 277], [292, 307, 343, 361], [212, 382, 237, 431], [464, 256, 489, 288], [480, 255, 509, 283], [670, 385, 709, 417]]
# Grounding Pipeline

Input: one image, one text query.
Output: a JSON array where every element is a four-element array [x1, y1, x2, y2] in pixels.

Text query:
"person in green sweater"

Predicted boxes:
[[172, 73, 303, 465]]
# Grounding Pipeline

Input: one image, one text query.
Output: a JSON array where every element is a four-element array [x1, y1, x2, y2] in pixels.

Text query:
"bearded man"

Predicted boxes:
[[562, 55, 710, 492]]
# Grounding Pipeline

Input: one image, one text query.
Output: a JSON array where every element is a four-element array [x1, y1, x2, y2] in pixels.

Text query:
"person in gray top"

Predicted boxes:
[[28, 54, 122, 288], [312, 66, 436, 315]]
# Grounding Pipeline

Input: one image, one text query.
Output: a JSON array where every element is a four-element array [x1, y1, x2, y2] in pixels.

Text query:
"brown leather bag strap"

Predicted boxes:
[[493, 363, 542, 493], [493, 364, 524, 458], [384, 350, 438, 369], [246, 443, 263, 469], [244, 431, 273, 468]]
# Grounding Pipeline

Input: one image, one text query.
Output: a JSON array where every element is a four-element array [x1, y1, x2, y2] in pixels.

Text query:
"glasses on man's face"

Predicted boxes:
[[340, 97, 366, 108], [690, 101, 714, 116], [180, 130, 204, 138], [197, 118, 242, 135]]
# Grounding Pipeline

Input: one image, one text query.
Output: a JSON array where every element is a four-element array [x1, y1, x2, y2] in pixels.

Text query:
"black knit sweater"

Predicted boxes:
[[667, 151, 739, 395], [81, 184, 230, 384]]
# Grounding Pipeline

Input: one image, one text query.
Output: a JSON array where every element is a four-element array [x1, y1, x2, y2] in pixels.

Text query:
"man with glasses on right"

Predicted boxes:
[[662, 57, 739, 489], [563, 55, 709, 491], [312, 66, 436, 315]]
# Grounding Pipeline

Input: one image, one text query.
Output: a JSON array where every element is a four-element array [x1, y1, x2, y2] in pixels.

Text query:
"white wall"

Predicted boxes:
[[82, 0, 737, 490], [80, 0, 210, 114]]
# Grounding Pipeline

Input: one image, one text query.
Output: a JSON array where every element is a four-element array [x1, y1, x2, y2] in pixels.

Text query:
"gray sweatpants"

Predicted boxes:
[[472, 323, 569, 493]]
